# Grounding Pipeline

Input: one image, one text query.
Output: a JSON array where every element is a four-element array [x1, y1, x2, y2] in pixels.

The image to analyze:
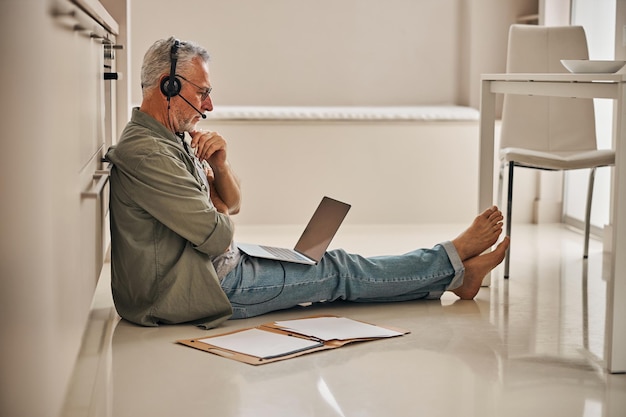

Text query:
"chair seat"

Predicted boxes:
[[500, 147, 615, 170]]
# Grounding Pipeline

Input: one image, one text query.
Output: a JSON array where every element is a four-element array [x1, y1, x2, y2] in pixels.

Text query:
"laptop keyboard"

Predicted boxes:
[[261, 246, 309, 262]]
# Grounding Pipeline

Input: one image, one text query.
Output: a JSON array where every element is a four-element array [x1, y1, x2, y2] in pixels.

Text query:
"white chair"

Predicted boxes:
[[499, 25, 615, 278]]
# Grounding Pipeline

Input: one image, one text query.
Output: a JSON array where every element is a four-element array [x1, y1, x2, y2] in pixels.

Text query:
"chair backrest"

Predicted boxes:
[[500, 25, 597, 152]]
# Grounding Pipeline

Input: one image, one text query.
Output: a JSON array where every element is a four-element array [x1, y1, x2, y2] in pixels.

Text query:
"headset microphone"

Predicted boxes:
[[178, 94, 207, 119]]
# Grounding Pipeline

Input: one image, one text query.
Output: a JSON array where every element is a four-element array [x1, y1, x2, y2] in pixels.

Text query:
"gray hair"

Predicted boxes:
[[140, 37, 210, 94]]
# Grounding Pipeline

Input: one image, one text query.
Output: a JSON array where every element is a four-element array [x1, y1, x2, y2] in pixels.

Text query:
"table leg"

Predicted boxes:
[[606, 82, 626, 373], [479, 80, 496, 212], [479, 80, 497, 287]]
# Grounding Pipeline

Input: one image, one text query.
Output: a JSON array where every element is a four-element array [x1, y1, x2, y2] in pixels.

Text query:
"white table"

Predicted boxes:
[[479, 72, 626, 374]]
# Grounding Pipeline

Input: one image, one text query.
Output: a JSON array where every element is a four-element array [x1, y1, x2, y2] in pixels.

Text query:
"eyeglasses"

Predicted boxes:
[[176, 74, 212, 101]]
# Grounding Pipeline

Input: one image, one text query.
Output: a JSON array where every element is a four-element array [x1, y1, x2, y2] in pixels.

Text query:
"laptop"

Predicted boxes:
[[236, 196, 351, 265]]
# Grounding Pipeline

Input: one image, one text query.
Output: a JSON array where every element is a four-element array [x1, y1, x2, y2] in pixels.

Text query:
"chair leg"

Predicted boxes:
[[504, 162, 514, 279], [583, 167, 596, 259]]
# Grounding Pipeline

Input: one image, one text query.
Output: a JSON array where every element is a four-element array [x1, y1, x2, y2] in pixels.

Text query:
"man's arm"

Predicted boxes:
[[190, 130, 241, 215]]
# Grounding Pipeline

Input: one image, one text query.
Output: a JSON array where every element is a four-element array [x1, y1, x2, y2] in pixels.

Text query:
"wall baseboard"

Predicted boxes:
[[562, 214, 605, 240]]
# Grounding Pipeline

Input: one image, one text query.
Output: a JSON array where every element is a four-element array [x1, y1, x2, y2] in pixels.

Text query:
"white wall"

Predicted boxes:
[[463, 0, 538, 112], [129, 0, 537, 110], [130, 0, 461, 107]]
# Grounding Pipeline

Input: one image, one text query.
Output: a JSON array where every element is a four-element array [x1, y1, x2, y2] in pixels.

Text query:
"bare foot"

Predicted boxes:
[[452, 237, 510, 300], [452, 206, 504, 261]]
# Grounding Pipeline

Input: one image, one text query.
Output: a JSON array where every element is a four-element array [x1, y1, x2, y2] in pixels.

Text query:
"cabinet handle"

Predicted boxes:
[[51, 4, 79, 30], [104, 44, 123, 60], [97, 162, 113, 175], [51, 8, 76, 19], [82, 172, 109, 199]]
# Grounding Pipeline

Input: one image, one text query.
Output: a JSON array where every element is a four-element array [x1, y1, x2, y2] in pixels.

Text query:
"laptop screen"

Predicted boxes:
[[294, 197, 351, 262]]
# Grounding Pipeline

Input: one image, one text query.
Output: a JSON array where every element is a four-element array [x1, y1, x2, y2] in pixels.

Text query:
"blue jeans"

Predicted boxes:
[[220, 241, 464, 319]]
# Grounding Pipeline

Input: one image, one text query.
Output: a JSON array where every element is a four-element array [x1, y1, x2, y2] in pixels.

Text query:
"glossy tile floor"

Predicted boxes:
[[76, 223, 626, 417]]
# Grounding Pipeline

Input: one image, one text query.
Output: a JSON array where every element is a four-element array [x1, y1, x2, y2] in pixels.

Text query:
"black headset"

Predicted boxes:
[[159, 38, 208, 121], [160, 39, 182, 100]]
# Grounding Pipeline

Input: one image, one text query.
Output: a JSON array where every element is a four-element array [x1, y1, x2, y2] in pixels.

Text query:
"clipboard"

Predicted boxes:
[[177, 315, 410, 365]]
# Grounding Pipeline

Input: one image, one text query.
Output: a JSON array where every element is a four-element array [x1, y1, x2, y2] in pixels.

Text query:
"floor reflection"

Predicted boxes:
[[83, 223, 626, 417]]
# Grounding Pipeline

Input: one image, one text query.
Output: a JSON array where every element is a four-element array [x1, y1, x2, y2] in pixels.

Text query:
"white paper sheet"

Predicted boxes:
[[274, 317, 404, 341], [198, 328, 323, 359]]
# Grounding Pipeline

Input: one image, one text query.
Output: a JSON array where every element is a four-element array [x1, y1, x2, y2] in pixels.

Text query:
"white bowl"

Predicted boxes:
[[561, 59, 626, 74]]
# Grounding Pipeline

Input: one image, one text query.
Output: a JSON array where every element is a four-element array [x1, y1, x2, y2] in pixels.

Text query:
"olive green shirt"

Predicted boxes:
[[105, 108, 233, 328]]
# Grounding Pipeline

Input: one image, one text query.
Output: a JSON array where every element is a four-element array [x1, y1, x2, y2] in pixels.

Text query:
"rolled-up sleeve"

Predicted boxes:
[[124, 149, 234, 256]]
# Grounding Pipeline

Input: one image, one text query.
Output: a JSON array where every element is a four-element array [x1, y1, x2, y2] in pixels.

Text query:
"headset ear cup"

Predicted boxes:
[[160, 76, 181, 97]]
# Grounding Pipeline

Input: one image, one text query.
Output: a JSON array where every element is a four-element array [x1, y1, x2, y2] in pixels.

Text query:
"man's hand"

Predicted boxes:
[[190, 129, 242, 215], [189, 130, 227, 168]]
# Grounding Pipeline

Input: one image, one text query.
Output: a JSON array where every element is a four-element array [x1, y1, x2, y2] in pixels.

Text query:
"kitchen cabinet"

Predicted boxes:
[[0, 1, 120, 416]]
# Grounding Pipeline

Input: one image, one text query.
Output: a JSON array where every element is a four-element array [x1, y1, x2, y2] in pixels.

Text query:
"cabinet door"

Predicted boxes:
[[76, 19, 106, 172], [80, 147, 109, 287], [0, 1, 117, 416]]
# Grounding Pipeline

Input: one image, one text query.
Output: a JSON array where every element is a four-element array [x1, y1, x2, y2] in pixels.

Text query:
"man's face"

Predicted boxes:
[[172, 58, 213, 132]]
